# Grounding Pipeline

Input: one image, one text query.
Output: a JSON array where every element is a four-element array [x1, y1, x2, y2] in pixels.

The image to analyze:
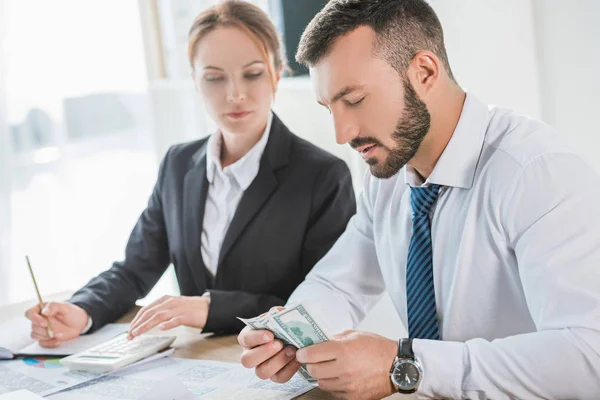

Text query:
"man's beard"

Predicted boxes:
[[351, 80, 431, 179]]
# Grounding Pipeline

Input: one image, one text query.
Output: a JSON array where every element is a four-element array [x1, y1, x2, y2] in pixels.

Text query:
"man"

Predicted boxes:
[[238, 0, 600, 398]]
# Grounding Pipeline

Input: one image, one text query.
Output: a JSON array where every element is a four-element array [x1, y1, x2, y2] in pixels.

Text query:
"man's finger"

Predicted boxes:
[[271, 352, 301, 383], [240, 339, 283, 369], [238, 328, 274, 349], [255, 343, 295, 380], [296, 340, 339, 364]]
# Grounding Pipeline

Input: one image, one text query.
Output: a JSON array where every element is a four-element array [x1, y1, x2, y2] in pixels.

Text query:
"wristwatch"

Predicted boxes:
[[390, 338, 423, 394]]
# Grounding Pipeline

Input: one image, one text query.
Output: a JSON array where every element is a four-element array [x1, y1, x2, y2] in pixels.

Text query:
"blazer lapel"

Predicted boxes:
[[217, 160, 277, 266], [183, 143, 210, 291], [217, 113, 292, 266]]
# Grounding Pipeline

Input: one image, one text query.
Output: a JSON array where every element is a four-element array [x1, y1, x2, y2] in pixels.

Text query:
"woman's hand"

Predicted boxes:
[[127, 295, 210, 339]]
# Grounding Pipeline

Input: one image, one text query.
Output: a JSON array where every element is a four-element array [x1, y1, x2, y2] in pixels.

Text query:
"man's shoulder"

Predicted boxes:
[[484, 106, 577, 168], [476, 106, 596, 200]]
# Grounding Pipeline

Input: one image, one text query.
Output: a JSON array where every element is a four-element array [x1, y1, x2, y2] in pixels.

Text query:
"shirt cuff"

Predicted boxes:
[[202, 291, 211, 304], [81, 316, 93, 334], [413, 339, 465, 399]]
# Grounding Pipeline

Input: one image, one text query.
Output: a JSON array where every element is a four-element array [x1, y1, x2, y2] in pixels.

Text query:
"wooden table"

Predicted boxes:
[[116, 307, 340, 400], [2, 295, 408, 400]]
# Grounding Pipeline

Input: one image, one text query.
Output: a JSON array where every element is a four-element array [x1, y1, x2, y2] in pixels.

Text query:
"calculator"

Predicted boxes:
[[60, 332, 176, 373]]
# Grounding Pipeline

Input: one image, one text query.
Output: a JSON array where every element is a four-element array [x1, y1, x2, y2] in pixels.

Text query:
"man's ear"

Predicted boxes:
[[406, 50, 440, 99]]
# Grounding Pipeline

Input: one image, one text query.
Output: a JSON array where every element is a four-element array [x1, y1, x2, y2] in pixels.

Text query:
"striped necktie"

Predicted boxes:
[[406, 184, 441, 340]]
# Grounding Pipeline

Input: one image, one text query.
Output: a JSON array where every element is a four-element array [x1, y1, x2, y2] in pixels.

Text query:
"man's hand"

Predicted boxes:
[[24, 302, 89, 348], [238, 326, 301, 382], [296, 330, 397, 400], [128, 295, 210, 339]]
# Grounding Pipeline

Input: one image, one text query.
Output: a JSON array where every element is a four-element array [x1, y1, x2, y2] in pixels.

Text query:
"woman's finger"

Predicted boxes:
[[25, 305, 47, 327], [159, 316, 183, 331], [38, 339, 60, 348], [129, 295, 172, 330], [130, 310, 174, 337], [31, 325, 52, 338], [129, 301, 173, 338], [31, 331, 51, 341]]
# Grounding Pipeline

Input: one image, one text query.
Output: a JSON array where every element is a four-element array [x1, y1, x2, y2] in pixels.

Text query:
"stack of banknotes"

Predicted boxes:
[[238, 304, 332, 383]]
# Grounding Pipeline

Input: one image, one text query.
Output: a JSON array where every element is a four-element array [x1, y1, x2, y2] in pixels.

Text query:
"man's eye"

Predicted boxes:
[[346, 97, 365, 107]]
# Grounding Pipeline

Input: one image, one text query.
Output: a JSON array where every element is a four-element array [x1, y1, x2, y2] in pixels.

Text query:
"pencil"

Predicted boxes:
[[25, 255, 55, 339]]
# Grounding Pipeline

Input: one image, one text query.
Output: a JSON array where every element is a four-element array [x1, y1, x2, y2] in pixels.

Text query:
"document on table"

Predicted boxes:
[[49, 357, 316, 400], [0, 390, 45, 399], [0, 318, 32, 360], [0, 348, 174, 397], [0, 318, 128, 359], [0, 357, 102, 397]]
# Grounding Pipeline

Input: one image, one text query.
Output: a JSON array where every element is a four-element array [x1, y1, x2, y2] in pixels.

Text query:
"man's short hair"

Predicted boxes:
[[296, 0, 455, 81]]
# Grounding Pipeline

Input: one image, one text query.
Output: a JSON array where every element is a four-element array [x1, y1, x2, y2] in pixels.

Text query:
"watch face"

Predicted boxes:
[[392, 360, 422, 391]]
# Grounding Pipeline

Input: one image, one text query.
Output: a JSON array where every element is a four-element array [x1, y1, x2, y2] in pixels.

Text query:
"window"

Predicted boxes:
[[0, 0, 159, 305]]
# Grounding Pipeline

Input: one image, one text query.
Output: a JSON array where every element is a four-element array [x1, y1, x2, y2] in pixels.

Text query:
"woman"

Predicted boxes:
[[25, 1, 355, 343]]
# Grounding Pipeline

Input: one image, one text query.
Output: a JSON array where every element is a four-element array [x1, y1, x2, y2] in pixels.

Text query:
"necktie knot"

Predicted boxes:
[[410, 184, 441, 216]]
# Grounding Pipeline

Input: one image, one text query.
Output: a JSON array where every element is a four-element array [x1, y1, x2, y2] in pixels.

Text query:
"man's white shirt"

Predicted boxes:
[[288, 94, 600, 399]]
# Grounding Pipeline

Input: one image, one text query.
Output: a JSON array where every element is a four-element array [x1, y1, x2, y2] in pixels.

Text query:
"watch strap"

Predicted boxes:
[[398, 338, 414, 359]]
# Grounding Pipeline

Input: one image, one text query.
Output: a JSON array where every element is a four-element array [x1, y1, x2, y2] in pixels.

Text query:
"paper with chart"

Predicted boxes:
[[48, 357, 316, 400], [0, 356, 102, 397], [0, 319, 128, 359], [238, 303, 333, 383], [0, 347, 174, 397]]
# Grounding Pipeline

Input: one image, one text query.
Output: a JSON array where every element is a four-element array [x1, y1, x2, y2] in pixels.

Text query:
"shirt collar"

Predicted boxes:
[[404, 93, 490, 189], [206, 111, 273, 190]]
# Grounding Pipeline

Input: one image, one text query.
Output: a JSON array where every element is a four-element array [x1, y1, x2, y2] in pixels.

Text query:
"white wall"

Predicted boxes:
[[532, 0, 600, 170], [432, 0, 542, 118]]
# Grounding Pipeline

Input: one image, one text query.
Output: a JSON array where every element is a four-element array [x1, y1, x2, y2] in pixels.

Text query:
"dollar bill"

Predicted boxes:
[[272, 304, 331, 347], [238, 303, 332, 384]]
